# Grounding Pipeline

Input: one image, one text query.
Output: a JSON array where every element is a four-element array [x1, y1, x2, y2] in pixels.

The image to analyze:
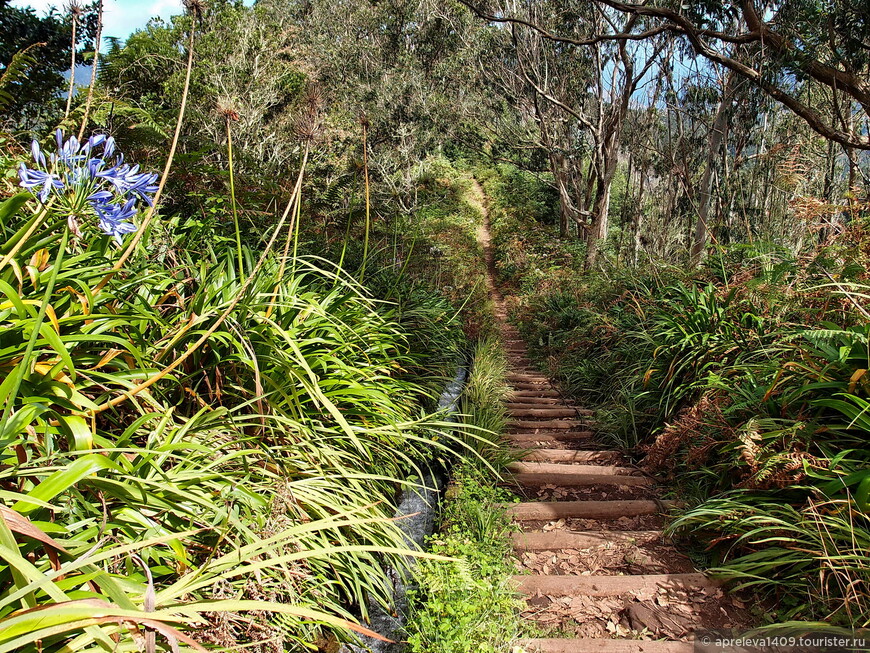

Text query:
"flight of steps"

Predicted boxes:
[[472, 184, 745, 651], [498, 322, 731, 653]]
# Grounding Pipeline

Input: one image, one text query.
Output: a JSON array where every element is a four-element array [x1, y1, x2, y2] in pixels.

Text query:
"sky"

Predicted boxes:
[[12, 0, 252, 42]]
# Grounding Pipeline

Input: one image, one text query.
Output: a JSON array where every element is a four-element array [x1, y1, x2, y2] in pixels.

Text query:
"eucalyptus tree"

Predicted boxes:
[[586, 0, 870, 153], [466, 1, 591, 237], [460, 0, 666, 266], [582, 0, 870, 259]]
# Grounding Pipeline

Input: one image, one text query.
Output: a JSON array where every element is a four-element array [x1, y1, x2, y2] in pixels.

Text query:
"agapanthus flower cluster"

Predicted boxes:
[[19, 130, 158, 244]]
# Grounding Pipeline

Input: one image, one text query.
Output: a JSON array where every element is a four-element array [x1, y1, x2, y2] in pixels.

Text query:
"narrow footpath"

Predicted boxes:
[[473, 184, 749, 653]]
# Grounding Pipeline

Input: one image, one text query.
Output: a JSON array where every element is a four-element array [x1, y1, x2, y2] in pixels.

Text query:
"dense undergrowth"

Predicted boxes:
[[483, 163, 870, 627], [406, 465, 522, 653], [406, 336, 525, 653], [0, 102, 508, 653], [0, 87, 519, 650]]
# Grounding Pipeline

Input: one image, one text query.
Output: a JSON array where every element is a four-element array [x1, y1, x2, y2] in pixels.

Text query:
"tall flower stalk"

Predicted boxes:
[[220, 100, 244, 274], [276, 84, 321, 289], [269, 142, 309, 318], [63, 2, 81, 119], [96, 10, 199, 291], [359, 114, 371, 282], [77, 0, 103, 140]]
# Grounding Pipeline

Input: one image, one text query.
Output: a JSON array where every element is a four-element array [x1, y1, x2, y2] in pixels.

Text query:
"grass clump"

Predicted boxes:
[[406, 301, 524, 653], [406, 465, 524, 653], [460, 335, 510, 443]]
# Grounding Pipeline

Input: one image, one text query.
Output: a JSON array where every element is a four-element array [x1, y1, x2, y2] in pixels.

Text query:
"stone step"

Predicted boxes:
[[507, 499, 673, 521], [516, 639, 694, 653], [511, 530, 664, 551], [520, 449, 620, 464], [513, 572, 715, 597]]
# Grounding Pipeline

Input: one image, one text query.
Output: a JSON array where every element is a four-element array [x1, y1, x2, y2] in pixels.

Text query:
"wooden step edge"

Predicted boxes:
[[509, 409, 580, 418], [511, 529, 664, 551], [508, 472, 652, 487], [507, 462, 641, 476], [509, 391, 563, 398], [516, 638, 695, 653], [506, 499, 674, 521], [507, 375, 551, 382], [520, 449, 622, 463], [508, 428, 593, 436], [513, 572, 716, 597], [506, 431, 594, 441], [509, 420, 588, 430], [511, 385, 560, 392], [506, 403, 593, 415]]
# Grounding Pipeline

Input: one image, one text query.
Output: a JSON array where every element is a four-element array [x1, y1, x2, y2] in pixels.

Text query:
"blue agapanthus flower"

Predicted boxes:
[[19, 130, 158, 245], [95, 199, 139, 243]]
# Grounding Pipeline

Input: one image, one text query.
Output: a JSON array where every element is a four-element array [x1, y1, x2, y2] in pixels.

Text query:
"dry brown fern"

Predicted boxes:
[[643, 393, 733, 473]]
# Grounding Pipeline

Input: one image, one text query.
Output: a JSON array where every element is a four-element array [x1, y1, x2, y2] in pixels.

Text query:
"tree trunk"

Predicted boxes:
[[584, 160, 617, 267], [632, 169, 648, 265], [551, 152, 575, 238], [819, 138, 836, 244], [584, 135, 620, 268], [574, 160, 597, 238], [616, 153, 634, 263], [691, 71, 736, 265]]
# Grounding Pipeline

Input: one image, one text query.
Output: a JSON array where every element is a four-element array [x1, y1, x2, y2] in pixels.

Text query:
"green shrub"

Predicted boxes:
[[406, 467, 525, 653], [0, 144, 476, 649]]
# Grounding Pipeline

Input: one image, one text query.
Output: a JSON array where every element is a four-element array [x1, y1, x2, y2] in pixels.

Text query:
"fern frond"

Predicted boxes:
[[0, 43, 44, 111]]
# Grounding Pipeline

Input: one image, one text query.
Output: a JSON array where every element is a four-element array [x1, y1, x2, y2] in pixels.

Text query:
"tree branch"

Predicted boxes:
[[458, 0, 870, 149]]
